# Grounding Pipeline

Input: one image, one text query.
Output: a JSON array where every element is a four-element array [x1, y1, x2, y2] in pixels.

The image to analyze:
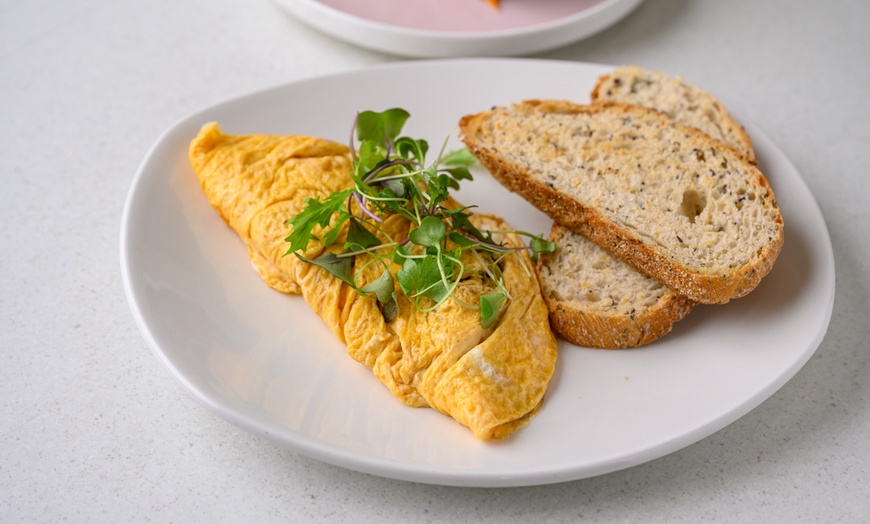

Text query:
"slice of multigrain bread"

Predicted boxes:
[[459, 100, 783, 305], [538, 224, 697, 348], [532, 67, 759, 348], [591, 65, 756, 162]]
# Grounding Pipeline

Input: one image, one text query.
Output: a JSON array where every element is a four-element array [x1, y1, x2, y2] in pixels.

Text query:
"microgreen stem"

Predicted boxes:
[[363, 159, 423, 183], [471, 248, 512, 301]]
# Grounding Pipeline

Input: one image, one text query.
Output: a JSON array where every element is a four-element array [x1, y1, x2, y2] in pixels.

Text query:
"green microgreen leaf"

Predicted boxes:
[[379, 177, 405, 197], [345, 217, 381, 253], [284, 189, 352, 254], [360, 269, 394, 304], [392, 244, 412, 265], [422, 166, 451, 208], [381, 297, 399, 322], [480, 292, 507, 329], [437, 173, 460, 191], [439, 166, 473, 183], [355, 140, 385, 176], [408, 216, 445, 248], [295, 252, 355, 287], [360, 268, 399, 321], [395, 136, 428, 164], [398, 258, 424, 291], [445, 209, 494, 245], [529, 236, 557, 262], [321, 214, 349, 248], [440, 147, 477, 167], [356, 108, 410, 150], [448, 232, 475, 247], [396, 256, 452, 304]]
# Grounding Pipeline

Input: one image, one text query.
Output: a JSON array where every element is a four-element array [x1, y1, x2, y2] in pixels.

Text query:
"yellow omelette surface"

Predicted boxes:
[[189, 122, 557, 440]]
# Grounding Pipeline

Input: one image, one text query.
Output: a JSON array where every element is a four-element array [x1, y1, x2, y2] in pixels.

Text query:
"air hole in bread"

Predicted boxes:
[[735, 188, 756, 210], [680, 189, 707, 223]]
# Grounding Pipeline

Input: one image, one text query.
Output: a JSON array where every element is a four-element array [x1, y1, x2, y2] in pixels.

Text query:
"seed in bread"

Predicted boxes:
[[459, 100, 784, 304]]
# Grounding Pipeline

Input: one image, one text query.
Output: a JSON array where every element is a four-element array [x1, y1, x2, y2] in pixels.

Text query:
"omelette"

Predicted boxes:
[[189, 122, 557, 440]]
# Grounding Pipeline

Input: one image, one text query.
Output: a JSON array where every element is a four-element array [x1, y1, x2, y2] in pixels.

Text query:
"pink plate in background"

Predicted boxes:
[[319, 0, 606, 33], [274, 0, 645, 57]]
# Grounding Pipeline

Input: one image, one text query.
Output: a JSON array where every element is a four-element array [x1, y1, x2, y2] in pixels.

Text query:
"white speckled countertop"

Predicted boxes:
[[2, 0, 868, 521]]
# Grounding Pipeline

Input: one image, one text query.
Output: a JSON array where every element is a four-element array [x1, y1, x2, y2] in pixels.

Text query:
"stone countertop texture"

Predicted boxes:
[[2, 0, 868, 521]]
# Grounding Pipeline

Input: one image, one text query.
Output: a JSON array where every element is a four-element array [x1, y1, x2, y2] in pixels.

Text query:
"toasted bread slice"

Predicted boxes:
[[537, 224, 697, 348], [591, 65, 756, 162], [460, 100, 783, 305]]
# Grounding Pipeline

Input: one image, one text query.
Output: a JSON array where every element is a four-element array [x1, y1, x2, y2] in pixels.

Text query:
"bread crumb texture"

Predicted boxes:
[[591, 65, 756, 162], [540, 227, 673, 312], [537, 225, 697, 349]]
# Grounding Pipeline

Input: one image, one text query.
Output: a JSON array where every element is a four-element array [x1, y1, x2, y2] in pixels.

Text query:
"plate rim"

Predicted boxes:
[[120, 58, 836, 487], [274, 0, 646, 57]]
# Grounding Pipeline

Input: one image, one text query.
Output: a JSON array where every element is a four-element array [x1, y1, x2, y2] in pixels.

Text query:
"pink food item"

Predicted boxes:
[[317, 0, 606, 33]]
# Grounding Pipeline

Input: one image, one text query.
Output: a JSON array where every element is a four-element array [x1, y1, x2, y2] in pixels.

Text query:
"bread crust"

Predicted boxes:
[[459, 100, 783, 304], [545, 293, 696, 349], [537, 225, 697, 349]]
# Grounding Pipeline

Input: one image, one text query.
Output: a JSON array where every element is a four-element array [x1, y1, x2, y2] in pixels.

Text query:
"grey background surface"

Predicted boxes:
[[2, 0, 867, 521]]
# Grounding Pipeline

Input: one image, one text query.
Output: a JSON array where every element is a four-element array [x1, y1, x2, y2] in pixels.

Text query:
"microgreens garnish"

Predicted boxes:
[[284, 108, 555, 327]]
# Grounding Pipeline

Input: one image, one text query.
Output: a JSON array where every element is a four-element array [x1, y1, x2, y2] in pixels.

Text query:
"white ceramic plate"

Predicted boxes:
[[274, 0, 645, 57], [121, 59, 835, 487]]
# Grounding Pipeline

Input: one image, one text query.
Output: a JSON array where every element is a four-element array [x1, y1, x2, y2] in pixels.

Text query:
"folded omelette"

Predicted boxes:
[[189, 122, 557, 440]]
